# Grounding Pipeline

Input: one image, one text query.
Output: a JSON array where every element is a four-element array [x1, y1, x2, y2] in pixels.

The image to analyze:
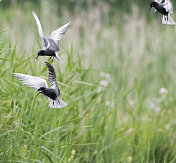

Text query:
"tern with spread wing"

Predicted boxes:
[[149, 0, 176, 25], [32, 11, 71, 63], [13, 62, 67, 108]]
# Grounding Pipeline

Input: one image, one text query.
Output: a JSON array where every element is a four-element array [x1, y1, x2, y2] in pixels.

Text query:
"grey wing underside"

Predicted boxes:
[[46, 38, 60, 52], [13, 73, 49, 99], [47, 22, 71, 52]]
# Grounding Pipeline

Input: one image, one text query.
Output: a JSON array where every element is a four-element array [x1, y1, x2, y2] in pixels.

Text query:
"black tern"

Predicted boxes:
[[149, 0, 176, 25], [13, 62, 67, 108], [32, 11, 71, 63]]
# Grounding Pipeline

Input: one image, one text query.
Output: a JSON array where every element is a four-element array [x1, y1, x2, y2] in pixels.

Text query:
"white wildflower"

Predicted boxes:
[[160, 88, 168, 95], [105, 101, 111, 106], [153, 107, 160, 113], [100, 72, 112, 80], [100, 72, 106, 77], [156, 98, 163, 104], [100, 80, 108, 87], [150, 103, 160, 113], [98, 72, 111, 92], [97, 86, 102, 93]]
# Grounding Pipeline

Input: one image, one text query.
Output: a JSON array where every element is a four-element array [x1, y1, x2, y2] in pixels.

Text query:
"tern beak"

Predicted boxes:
[[36, 90, 41, 95], [35, 56, 40, 61]]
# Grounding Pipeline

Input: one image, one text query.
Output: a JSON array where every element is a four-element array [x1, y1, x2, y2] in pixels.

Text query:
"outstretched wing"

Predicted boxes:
[[32, 11, 48, 47], [45, 62, 57, 85], [163, 0, 173, 13], [48, 22, 71, 47], [45, 62, 60, 96], [13, 73, 48, 91]]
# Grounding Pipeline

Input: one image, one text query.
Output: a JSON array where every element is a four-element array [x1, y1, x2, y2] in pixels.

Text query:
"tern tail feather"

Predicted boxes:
[[162, 15, 176, 25], [49, 98, 67, 108], [54, 53, 63, 63]]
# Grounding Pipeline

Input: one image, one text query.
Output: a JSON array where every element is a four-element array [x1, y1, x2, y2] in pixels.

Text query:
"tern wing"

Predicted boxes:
[[47, 38, 60, 52], [13, 73, 48, 91], [163, 0, 173, 13], [45, 62, 56, 85], [45, 62, 60, 96], [48, 22, 71, 48], [32, 11, 48, 47], [154, 0, 163, 5]]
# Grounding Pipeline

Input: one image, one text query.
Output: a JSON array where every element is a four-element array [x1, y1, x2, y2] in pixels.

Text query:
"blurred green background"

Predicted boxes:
[[1, 0, 176, 162]]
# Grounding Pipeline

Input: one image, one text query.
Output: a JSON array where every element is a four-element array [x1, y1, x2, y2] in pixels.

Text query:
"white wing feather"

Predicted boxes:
[[13, 73, 48, 91], [154, 0, 163, 5], [32, 11, 48, 47], [49, 98, 67, 108], [49, 22, 71, 44], [163, 0, 173, 13]]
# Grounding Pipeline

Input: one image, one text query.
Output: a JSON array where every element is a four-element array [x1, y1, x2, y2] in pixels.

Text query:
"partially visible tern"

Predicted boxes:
[[149, 0, 176, 25]]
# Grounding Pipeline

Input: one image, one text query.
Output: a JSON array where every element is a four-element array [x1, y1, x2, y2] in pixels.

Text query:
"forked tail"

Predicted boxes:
[[54, 53, 63, 63], [49, 98, 67, 108], [162, 15, 176, 25]]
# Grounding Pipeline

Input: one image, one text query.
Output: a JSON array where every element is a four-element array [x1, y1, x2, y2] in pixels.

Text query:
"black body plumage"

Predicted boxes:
[[150, 2, 168, 15], [38, 49, 56, 57], [38, 87, 58, 100]]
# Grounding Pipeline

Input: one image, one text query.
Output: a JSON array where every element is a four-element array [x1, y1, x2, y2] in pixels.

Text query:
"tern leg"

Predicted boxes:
[[51, 57, 54, 62], [53, 100, 54, 105], [48, 56, 52, 61], [58, 99, 60, 104]]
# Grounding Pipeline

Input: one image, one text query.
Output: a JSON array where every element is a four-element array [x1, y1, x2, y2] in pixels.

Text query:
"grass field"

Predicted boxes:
[[1, 2, 176, 162]]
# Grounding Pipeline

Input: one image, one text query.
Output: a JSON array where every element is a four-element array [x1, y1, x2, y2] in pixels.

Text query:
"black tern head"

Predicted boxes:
[[149, 2, 156, 11], [37, 87, 46, 93], [13, 62, 67, 108], [35, 50, 45, 61], [38, 50, 45, 56]]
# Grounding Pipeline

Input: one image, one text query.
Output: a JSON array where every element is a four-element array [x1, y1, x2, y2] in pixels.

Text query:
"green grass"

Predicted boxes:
[[1, 2, 176, 163]]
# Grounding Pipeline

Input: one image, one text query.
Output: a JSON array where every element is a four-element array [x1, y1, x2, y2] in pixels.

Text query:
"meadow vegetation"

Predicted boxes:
[[1, 1, 176, 162]]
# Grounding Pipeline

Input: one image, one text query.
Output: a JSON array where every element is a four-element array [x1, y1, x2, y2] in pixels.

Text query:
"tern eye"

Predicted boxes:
[[38, 51, 43, 55]]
